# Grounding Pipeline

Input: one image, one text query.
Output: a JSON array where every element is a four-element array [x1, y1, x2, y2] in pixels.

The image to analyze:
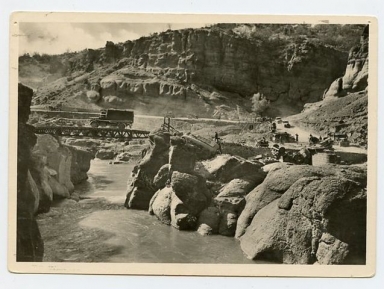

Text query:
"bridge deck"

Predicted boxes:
[[34, 126, 150, 140]]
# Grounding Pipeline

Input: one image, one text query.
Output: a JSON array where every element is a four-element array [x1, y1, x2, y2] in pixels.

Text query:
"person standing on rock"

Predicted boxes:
[[214, 132, 219, 142], [214, 132, 222, 154], [295, 133, 299, 142]]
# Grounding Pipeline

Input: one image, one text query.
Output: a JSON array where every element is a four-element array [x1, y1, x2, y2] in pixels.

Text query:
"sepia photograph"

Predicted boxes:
[[8, 12, 377, 277]]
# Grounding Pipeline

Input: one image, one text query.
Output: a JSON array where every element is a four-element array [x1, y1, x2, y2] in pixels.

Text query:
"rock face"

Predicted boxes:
[[28, 25, 350, 117], [325, 25, 369, 98], [17, 83, 44, 261], [237, 164, 367, 264], [297, 26, 369, 145], [31, 134, 93, 205], [125, 131, 171, 210], [130, 133, 267, 237]]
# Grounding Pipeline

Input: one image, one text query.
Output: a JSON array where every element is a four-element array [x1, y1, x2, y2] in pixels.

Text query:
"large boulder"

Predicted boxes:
[[125, 131, 170, 210], [149, 187, 173, 225], [214, 177, 259, 214], [149, 171, 211, 231], [66, 145, 93, 184], [169, 136, 196, 174], [32, 134, 74, 193], [170, 171, 210, 216], [235, 165, 346, 238], [201, 154, 265, 183], [239, 165, 367, 265]]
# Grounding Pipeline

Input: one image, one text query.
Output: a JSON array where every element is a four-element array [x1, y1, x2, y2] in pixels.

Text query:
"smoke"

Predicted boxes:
[[18, 22, 209, 55]]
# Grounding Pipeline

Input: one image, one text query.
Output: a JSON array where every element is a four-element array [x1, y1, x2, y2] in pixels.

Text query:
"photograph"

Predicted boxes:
[[8, 12, 377, 277]]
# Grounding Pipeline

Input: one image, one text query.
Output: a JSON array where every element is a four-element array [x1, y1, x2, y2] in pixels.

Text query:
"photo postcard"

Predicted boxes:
[[8, 12, 378, 277]]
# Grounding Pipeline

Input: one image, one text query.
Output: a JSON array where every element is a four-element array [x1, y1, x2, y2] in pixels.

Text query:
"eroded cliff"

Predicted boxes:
[[21, 24, 356, 118]]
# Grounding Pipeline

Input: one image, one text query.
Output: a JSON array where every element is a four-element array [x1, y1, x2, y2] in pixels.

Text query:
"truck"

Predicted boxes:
[[89, 109, 134, 130]]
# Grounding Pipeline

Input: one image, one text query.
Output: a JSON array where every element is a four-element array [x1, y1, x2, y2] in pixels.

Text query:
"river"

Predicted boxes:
[[74, 160, 261, 264]]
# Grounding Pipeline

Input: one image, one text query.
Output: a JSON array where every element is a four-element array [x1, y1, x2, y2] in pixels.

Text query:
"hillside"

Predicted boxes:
[[18, 24, 366, 119]]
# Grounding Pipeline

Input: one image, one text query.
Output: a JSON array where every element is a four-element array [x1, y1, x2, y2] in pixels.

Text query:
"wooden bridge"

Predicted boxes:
[[34, 126, 150, 140]]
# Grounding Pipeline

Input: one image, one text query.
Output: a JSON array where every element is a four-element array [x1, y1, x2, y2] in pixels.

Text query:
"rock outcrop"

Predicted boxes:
[[125, 131, 171, 210], [31, 134, 93, 207], [129, 132, 267, 237], [324, 25, 369, 98], [237, 164, 367, 264]]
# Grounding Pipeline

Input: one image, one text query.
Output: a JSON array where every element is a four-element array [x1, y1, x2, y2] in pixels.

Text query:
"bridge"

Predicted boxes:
[[34, 126, 150, 140]]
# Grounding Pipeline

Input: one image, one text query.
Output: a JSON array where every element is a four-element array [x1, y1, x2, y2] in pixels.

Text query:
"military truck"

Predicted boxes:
[[90, 109, 134, 129]]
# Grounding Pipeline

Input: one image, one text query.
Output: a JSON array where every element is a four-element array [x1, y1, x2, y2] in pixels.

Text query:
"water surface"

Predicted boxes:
[[76, 160, 262, 264]]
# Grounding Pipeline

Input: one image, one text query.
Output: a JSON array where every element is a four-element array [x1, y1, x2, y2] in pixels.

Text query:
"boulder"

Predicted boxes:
[[149, 187, 173, 225], [170, 192, 197, 230], [66, 145, 93, 184], [201, 154, 265, 183], [95, 149, 115, 160], [153, 164, 171, 189], [196, 207, 221, 235], [171, 171, 209, 216], [236, 164, 343, 239], [33, 134, 74, 193], [114, 152, 131, 162], [125, 169, 158, 210], [125, 132, 171, 210], [239, 165, 367, 264], [214, 178, 258, 213], [86, 90, 101, 102], [169, 137, 196, 174]]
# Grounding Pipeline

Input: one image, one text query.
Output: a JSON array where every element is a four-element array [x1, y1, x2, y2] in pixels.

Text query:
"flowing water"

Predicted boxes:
[[75, 160, 262, 264]]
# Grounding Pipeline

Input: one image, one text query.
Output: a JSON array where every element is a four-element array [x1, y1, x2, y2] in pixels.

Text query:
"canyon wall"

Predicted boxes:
[[25, 26, 350, 117]]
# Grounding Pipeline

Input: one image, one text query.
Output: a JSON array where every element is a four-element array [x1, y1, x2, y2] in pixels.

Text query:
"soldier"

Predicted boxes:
[[295, 133, 299, 142], [214, 132, 219, 143]]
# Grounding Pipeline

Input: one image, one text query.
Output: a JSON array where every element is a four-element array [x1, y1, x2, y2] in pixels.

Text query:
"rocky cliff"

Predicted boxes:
[[21, 24, 357, 118], [296, 25, 369, 145], [324, 25, 369, 98]]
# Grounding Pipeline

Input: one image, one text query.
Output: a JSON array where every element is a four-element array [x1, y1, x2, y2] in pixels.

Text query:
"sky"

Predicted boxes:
[[18, 22, 209, 55]]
